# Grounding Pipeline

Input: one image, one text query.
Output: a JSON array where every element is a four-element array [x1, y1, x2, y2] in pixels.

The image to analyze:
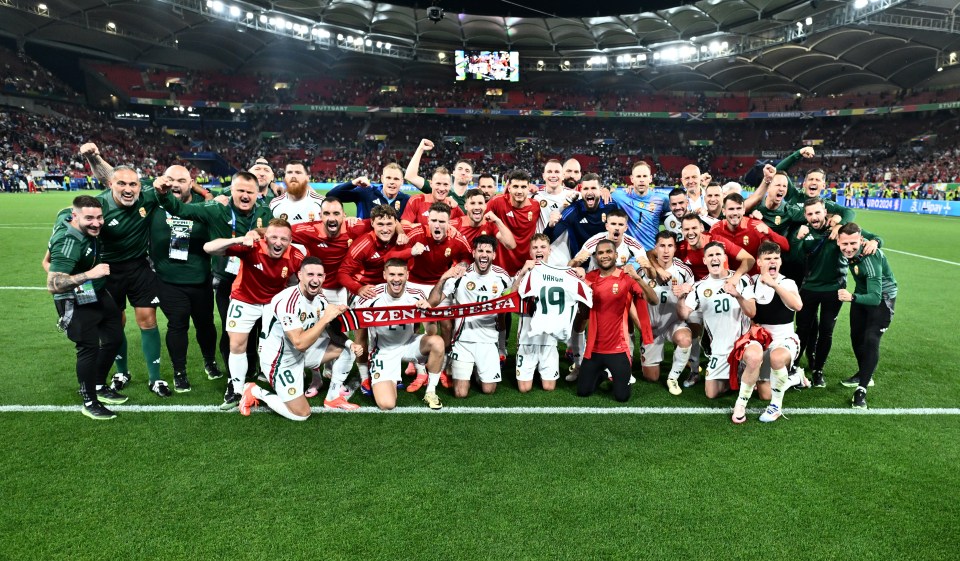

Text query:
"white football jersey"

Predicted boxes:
[[533, 189, 575, 234], [683, 272, 751, 353], [354, 284, 427, 350], [642, 258, 694, 331], [663, 214, 683, 241], [442, 264, 513, 344], [261, 285, 329, 363], [581, 232, 647, 271], [270, 191, 325, 225], [742, 273, 799, 341], [517, 263, 593, 345]]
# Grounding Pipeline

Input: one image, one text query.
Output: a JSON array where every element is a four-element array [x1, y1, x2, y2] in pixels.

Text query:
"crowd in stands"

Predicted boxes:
[[1, 46, 80, 100]]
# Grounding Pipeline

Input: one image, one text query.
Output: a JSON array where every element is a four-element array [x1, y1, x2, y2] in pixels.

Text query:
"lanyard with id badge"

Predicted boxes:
[[75, 239, 98, 305], [167, 212, 194, 261], [225, 207, 252, 275]]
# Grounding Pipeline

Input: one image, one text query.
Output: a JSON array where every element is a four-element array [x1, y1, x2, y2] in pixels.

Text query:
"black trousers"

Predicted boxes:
[[577, 352, 633, 402], [850, 298, 895, 388], [214, 275, 259, 376], [56, 291, 124, 403], [159, 278, 218, 372], [796, 288, 844, 372]]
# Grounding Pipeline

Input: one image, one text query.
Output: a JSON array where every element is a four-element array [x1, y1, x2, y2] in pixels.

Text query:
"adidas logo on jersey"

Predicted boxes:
[[580, 218, 589, 223], [150, 297, 160, 304], [108, 219, 119, 226], [317, 243, 328, 248], [506, 211, 515, 217], [293, 214, 303, 220], [85, 248, 93, 256], [254, 263, 264, 270], [371, 252, 381, 259]]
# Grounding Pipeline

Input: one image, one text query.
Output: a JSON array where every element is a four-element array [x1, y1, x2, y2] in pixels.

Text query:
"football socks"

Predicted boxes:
[[141, 327, 162, 383]]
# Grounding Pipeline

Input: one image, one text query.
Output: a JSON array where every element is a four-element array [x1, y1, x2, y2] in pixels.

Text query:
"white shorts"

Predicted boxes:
[[225, 300, 264, 333], [450, 340, 502, 384], [516, 344, 559, 382], [745, 334, 800, 382], [705, 345, 735, 381], [369, 335, 426, 385], [323, 287, 347, 306], [641, 321, 690, 367], [258, 341, 327, 402]]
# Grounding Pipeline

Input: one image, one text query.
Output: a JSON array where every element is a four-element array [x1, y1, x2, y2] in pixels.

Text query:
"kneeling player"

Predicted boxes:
[[239, 257, 360, 421], [355, 259, 447, 410], [734, 242, 803, 423], [678, 242, 753, 400], [640, 231, 695, 394], [429, 235, 512, 398], [513, 234, 592, 393]]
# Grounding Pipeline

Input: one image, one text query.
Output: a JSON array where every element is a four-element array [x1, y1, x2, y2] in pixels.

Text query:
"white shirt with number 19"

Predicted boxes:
[[517, 262, 592, 345]]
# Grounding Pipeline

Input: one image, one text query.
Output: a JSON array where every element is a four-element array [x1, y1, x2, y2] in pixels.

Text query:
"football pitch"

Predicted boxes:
[[1, 192, 958, 560]]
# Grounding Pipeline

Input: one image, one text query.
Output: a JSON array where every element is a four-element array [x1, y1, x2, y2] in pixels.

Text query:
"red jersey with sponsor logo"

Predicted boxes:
[[583, 268, 652, 358], [676, 235, 747, 280], [337, 232, 415, 295], [451, 217, 500, 248], [401, 194, 465, 227], [404, 225, 472, 285], [485, 194, 538, 276], [709, 217, 790, 274], [226, 241, 304, 305], [291, 220, 371, 289]]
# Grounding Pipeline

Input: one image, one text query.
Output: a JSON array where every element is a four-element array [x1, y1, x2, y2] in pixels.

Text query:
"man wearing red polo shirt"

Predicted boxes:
[[709, 193, 790, 273]]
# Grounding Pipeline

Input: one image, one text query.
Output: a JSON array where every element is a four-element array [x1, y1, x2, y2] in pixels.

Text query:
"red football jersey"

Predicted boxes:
[[227, 241, 304, 304], [291, 220, 371, 289], [337, 232, 414, 295], [583, 268, 651, 358], [401, 194, 465, 227], [405, 226, 473, 285], [709, 217, 790, 273], [676, 235, 747, 280], [485, 194, 538, 276], [451, 217, 500, 248]]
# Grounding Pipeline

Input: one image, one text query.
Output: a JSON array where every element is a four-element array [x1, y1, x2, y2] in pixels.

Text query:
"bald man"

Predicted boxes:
[[152, 166, 220, 392], [680, 164, 706, 213], [562, 158, 582, 190]]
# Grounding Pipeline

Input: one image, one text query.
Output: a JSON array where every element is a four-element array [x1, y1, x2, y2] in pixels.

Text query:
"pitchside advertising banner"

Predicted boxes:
[[838, 196, 960, 217]]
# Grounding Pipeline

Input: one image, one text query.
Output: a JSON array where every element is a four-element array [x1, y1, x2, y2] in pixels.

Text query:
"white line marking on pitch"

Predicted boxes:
[[0, 287, 46, 290], [1, 405, 958, 415], [883, 249, 960, 266]]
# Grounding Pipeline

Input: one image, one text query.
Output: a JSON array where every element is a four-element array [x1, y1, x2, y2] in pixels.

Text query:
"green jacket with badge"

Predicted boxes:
[[48, 222, 104, 301], [95, 186, 160, 263], [149, 193, 212, 285], [793, 225, 882, 292]]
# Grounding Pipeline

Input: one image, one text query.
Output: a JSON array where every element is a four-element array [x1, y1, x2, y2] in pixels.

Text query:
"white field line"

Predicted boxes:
[[0, 405, 958, 415], [0, 286, 46, 290], [883, 249, 960, 266]]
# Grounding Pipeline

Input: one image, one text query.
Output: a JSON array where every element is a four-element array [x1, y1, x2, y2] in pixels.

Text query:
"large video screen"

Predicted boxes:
[[455, 50, 520, 82]]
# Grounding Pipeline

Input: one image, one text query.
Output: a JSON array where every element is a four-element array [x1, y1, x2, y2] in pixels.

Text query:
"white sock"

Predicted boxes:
[[669, 346, 691, 380], [628, 334, 634, 357], [498, 330, 507, 355], [325, 345, 356, 401], [770, 367, 789, 409], [308, 368, 323, 390], [426, 371, 441, 393], [415, 362, 427, 376], [690, 338, 702, 367], [570, 331, 585, 365], [358, 363, 369, 382], [736, 382, 755, 409], [228, 353, 247, 393], [252, 386, 309, 421]]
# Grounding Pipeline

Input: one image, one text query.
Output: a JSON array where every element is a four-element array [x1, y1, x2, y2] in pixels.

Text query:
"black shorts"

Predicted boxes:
[[104, 257, 160, 310]]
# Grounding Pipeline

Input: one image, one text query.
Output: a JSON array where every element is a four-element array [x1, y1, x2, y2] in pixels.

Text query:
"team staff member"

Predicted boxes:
[[836, 223, 898, 409], [47, 196, 126, 420], [155, 171, 275, 397], [151, 166, 220, 393], [91, 161, 167, 397], [792, 198, 881, 387], [576, 240, 657, 402], [217, 157, 280, 207]]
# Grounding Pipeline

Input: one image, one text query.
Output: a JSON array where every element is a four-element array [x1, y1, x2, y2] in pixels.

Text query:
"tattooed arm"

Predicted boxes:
[[79, 143, 114, 183], [47, 263, 111, 294]]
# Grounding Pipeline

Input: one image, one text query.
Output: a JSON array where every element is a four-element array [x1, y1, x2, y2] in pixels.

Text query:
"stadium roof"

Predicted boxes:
[[2, 0, 960, 94]]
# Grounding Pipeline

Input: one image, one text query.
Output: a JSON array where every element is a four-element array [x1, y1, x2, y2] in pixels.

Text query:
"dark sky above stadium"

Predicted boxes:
[[398, 0, 688, 18]]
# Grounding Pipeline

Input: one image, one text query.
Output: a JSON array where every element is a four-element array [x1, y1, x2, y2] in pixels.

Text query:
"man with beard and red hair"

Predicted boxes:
[[270, 161, 324, 228]]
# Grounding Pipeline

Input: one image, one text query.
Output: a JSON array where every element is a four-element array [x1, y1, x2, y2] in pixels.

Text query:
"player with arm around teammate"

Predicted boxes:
[[238, 257, 361, 420], [733, 242, 804, 424], [354, 259, 447, 410], [428, 235, 512, 398]]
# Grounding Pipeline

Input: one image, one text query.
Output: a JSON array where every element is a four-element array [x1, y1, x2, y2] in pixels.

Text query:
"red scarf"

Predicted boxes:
[[339, 291, 522, 331], [727, 324, 773, 390]]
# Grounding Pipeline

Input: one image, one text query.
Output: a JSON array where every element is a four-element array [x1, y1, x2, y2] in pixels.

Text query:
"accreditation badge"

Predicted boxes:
[[168, 219, 193, 261], [225, 256, 241, 275], [74, 280, 98, 305]]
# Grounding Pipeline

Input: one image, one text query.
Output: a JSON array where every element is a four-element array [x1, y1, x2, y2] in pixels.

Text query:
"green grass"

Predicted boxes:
[[1, 192, 958, 560]]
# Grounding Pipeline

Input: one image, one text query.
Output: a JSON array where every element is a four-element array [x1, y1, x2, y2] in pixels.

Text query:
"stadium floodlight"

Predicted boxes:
[[806, 16, 813, 25], [106, 22, 116, 31], [709, 41, 720, 53], [320, 29, 330, 38], [376, 41, 382, 48], [285, 21, 292, 30], [853, 0, 867, 8], [37, 3, 48, 14], [259, 14, 266, 23], [384, 42, 391, 49], [721, 41, 728, 50], [268, 17, 275, 25], [337, 33, 344, 41], [438, 52, 446, 60], [210, 0, 223, 13], [365, 38, 372, 46], [228, 6, 239, 17], [637, 54, 646, 62], [246, 12, 253, 19], [240, 108, 246, 113]]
